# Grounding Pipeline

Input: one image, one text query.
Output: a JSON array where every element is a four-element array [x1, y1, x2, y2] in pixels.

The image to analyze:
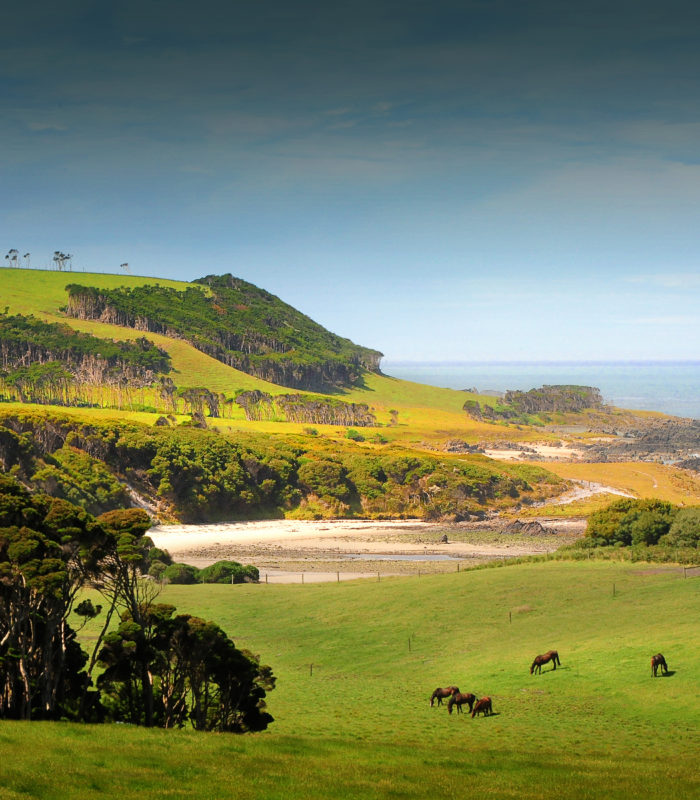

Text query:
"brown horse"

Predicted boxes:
[[430, 686, 459, 707], [530, 650, 561, 674], [471, 696, 493, 717], [651, 653, 668, 677], [447, 692, 476, 715]]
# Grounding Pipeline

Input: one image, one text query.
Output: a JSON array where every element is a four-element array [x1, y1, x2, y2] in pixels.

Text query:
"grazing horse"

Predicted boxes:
[[430, 686, 459, 707], [530, 650, 561, 675], [651, 653, 668, 677], [471, 696, 493, 718], [448, 692, 477, 715]]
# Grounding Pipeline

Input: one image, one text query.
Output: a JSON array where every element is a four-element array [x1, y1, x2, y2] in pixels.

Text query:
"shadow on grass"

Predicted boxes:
[[658, 670, 676, 678]]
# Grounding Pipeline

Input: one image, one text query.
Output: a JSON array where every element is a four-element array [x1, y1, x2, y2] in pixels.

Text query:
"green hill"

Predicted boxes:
[[64, 273, 382, 391]]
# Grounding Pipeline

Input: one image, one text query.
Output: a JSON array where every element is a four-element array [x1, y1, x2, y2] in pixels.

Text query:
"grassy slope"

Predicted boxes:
[[4, 268, 697, 506], [1, 268, 526, 439], [1, 561, 698, 799], [531, 461, 700, 507]]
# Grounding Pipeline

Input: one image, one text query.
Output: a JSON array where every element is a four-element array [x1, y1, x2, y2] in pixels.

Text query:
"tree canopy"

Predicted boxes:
[[0, 476, 274, 731]]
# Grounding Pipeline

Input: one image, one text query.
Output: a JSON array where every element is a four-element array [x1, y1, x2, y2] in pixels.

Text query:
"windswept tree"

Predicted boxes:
[[97, 604, 274, 731], [0, 477, 111, 720], [0, 480, 275, 731]]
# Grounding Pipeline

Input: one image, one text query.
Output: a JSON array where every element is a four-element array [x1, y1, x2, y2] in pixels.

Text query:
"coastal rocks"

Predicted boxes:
[[442, 439, 484, 454], [676, 457, 700, 472], [583, 419, 700, 463], [502, 520, 550, 536]]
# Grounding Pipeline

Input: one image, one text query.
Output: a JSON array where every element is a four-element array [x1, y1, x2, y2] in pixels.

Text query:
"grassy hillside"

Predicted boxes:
[[0, 268, 534, 440], [1, 560, 698, 799], [531, 461, 700, 508]]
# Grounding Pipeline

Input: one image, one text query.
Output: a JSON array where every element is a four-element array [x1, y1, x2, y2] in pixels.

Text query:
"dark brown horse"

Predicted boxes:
[[447, 692, 476, 715], [430, 686, 459, 707], [530, 650, 561, 674], [651, 653, 668, 677], [471, 696, 493, 717]]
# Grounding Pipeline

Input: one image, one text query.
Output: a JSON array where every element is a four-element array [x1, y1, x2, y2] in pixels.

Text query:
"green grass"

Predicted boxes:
[[1, 561, 698, 798]]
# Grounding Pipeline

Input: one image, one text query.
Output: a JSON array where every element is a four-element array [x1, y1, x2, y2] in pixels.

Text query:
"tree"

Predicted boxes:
[[0, 477, 110, 720], [97, 605, 274, 731], [90, 508, 158, 725], [660, 507, 700, 548]]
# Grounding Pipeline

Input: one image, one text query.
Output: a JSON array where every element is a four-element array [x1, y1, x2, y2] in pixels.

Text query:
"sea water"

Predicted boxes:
[[382, 361, 700, 420]]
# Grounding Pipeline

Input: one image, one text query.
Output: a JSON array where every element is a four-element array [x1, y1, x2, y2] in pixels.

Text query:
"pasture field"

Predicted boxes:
[[1, 560, 698, 799]]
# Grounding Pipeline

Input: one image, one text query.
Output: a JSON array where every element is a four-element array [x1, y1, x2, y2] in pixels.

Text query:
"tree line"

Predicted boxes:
[[0, 410, 563, 522]]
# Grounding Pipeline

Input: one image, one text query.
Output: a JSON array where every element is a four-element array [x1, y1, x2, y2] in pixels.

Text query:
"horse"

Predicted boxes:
[[530, 650, 561, 674], [447, 692, 476, 715], [430, 686, 459, 707], [651, 653, 668, 677], [471, 696, 493, 717]]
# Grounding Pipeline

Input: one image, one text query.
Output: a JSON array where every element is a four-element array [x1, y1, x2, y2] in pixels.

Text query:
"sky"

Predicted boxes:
[[2, 0, 699, 362]]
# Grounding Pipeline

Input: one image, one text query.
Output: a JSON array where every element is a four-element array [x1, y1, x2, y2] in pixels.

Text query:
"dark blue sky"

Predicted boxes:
[[2, 1, 699, 360]]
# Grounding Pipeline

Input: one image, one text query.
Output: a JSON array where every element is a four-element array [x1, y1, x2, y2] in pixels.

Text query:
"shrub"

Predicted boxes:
[[586, 498, 679, 547], [660, 507, 700, 548], [163, 562, 200, 584], [198, 560, 259, 584], [199, 561, 260, 583]]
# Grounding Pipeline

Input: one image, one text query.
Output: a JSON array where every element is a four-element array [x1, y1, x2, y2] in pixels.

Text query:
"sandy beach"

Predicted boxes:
[[149, 518, 585, 582]]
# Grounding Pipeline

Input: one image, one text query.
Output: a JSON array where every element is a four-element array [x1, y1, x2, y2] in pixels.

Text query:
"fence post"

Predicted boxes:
[[337, 571, 340, 583]]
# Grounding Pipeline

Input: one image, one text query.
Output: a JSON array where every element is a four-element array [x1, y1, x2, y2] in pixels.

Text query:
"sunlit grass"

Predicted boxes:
[[530, 461, 700, 506], [2, 561, 698, 799]]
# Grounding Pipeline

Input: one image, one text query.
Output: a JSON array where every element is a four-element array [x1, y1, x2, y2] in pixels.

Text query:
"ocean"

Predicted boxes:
[[381, 361, 700, 420]]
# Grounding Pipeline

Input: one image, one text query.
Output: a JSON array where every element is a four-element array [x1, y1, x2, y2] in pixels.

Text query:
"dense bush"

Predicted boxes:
[[660, 507, 700, 548], [585, 498, 679, 547], [198, 560, 259, 584], [163, 562, 200, 584], [0, 409, 563, 522]]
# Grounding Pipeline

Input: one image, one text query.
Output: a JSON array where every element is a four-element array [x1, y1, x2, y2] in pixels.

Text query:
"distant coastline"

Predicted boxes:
[[382, 360, 700, 419]]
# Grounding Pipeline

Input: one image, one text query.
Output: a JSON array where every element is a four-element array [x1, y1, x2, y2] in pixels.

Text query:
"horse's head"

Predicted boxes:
[[447, 698, 454, 714], [529, 662, 535, 674]]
